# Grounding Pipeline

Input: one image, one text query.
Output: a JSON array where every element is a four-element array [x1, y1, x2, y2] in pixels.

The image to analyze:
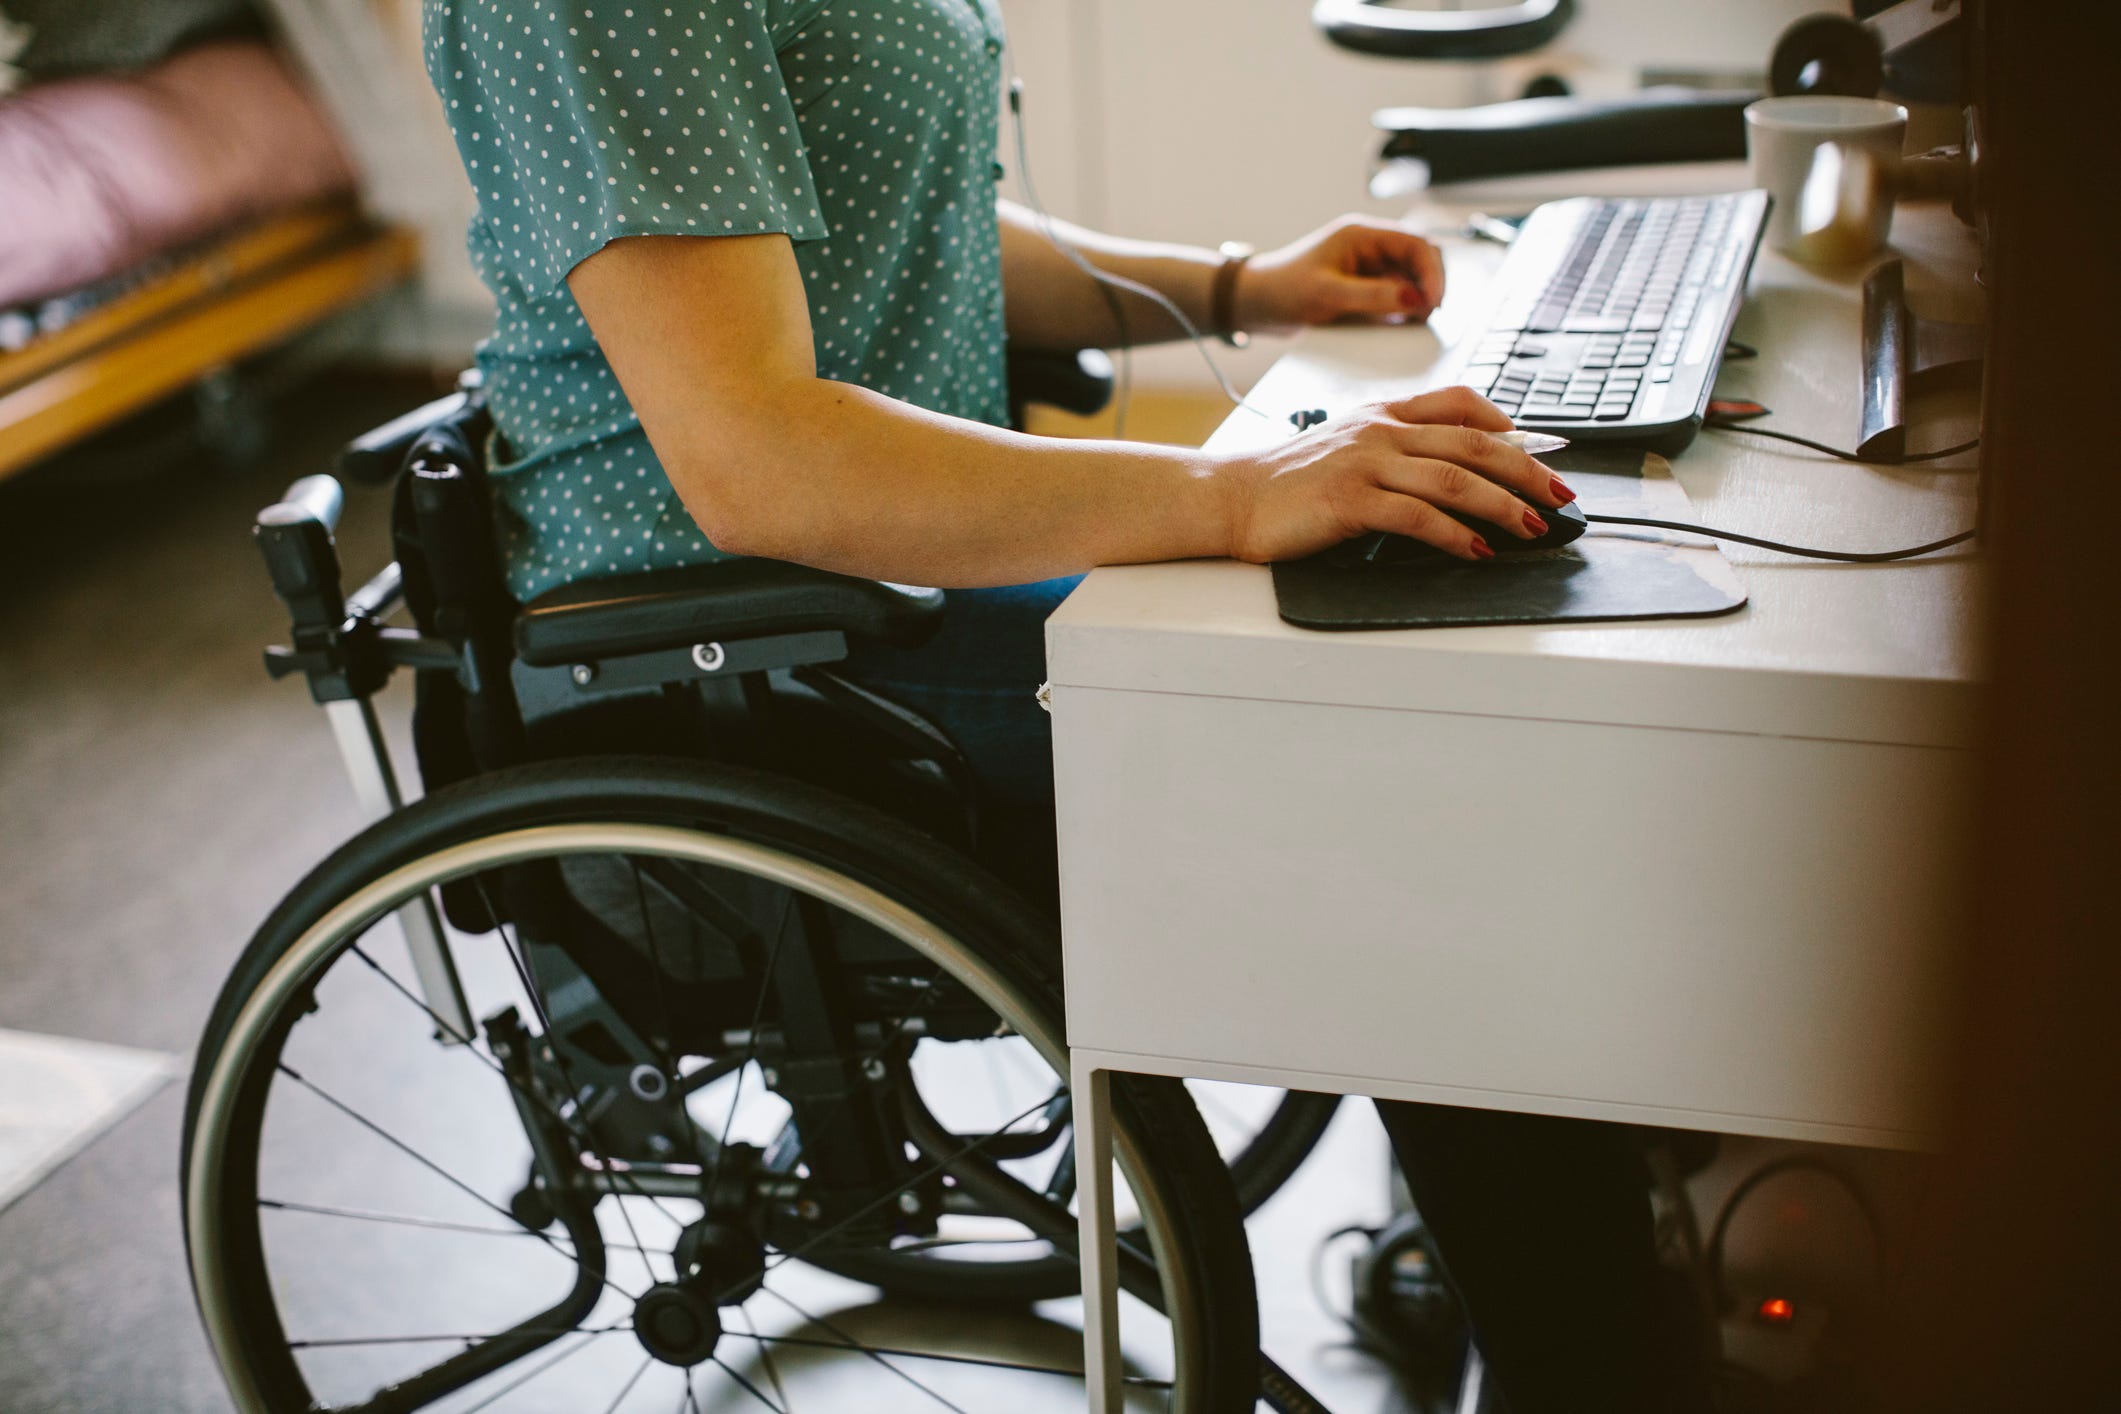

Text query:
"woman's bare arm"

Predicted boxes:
[[997, 201, 1448, 352], [566, 232, 1570, 586]]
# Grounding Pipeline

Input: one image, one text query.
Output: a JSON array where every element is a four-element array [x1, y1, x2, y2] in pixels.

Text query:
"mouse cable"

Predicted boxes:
[[1004, 70, 1133, 436], [1004, 75, 1278, 430], [1585, 513, 1975, 563], [1705, 421, 1981, 464]]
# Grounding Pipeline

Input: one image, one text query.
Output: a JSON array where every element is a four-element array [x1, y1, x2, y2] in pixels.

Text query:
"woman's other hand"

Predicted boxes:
[[1238, 214, 1447, 333], [1214, 387, 1577, 564]]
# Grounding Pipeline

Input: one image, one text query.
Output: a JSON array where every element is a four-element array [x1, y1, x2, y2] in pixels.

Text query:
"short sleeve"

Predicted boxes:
[[439, 0, 830, 293]]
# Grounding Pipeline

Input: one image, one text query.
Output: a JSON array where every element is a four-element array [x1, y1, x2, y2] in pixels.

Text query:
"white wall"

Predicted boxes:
[[997, 0, 1822, 389]]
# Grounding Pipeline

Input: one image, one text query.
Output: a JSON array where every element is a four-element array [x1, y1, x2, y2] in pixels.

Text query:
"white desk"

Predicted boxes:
[[1056, 172, 1984, 1408]]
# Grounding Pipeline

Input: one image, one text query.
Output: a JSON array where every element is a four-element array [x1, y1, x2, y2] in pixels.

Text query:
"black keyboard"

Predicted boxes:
[[1444, 191, 1770, 454]]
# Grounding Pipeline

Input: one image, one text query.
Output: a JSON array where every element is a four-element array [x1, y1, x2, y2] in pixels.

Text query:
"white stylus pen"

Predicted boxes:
[[1289, 410, 1569, 460], [1498, 430, 1570, 455]]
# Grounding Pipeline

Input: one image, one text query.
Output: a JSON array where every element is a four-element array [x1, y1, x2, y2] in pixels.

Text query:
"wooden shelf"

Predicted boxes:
[[0, 211, 420, 481]]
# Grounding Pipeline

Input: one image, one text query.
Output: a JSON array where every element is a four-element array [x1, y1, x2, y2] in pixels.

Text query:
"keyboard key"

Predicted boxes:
[[1617, 352, 1651, 368], [1564, 316, 1632, 334], [1595, 401, 1634, 419]]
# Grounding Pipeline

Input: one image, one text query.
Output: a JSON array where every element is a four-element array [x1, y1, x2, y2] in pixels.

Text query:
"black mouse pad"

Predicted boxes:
[[1270, 445, 1748, 631]]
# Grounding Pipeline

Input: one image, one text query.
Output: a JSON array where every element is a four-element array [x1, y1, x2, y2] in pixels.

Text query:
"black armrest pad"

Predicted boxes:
[[1007, 347, 1114, 418], [514, 559, 945, 666], [336, 386, 492, 486]]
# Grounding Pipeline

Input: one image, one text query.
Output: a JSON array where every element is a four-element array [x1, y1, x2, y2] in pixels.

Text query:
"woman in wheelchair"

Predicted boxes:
[[181, 4, 1704, 1413]]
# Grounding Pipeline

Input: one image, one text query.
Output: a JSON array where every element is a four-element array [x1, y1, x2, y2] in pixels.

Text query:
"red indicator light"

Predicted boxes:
[[1757, 1297, 1797, 1325]]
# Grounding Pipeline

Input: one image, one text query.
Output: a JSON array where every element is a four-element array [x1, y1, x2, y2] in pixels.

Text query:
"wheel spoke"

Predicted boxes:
[[216, 827, 1220, 1412], [982, 1042, 1017, 1129], [709, 887, 798, 1193], [601, 1354, 655, 1414], [748, 1094, 1052, 1294], [256, 1197, 660, 1254], [627, 857, 691, 1139], [471, 870, 695, 1245], [738, 1331, 1175, 1390], [752, 966, 947, 1180], [886, 1233, 1050, 1255], [457, 1328, 616, 1414], [349, 941, 483, 1048], [273, 1063, 639, 1305], [732, 1304, 792, 1413], [753, 1286, 967, 1414], [710, 1353, 787, 1413], [287, 1320, 631, 1351], [351, 931, 693, 1285]]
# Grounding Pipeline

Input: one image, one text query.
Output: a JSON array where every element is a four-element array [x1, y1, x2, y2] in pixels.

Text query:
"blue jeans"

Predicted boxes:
[[839, 575, 1082, 806]]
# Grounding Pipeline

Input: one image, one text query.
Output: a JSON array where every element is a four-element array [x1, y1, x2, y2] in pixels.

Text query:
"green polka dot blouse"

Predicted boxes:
[[421, 0, 1010, 600]]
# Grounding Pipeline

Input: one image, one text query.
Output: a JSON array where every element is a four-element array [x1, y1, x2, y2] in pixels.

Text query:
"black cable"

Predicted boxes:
[[1587, 514, 1976, 563], [1706, 421, 1981, 465]]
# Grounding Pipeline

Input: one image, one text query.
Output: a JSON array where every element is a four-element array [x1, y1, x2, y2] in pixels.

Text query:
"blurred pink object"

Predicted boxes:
[[0, 39, 357, 306]]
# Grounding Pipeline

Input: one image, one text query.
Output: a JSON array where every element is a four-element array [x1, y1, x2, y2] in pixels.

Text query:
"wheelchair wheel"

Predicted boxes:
[[183, 757, 1257, 1413], [1212, 1087, 1340, 1216]]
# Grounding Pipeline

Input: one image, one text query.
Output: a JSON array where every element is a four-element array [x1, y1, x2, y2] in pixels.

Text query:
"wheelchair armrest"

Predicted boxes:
[[336, 384, 492, 486], [1315, 0, 1574, 61], [1007, 347, 1115, 420], [513, 560, 946, 667]]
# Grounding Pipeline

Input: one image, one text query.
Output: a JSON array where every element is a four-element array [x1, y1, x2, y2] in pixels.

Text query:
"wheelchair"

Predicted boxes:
[[178, 353, 1337, 1413]]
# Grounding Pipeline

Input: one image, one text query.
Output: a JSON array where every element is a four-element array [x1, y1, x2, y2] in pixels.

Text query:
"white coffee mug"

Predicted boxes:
[[1745, 95, 1908, 262]]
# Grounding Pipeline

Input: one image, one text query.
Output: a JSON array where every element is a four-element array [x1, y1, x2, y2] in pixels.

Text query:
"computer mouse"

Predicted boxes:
[[1448, 498, 1587, 554], [1330, 500, 1586, 566]]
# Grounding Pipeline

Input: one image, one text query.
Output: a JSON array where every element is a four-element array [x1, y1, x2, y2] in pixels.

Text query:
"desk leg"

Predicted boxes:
[[1071, 1054, 1122, 1413]]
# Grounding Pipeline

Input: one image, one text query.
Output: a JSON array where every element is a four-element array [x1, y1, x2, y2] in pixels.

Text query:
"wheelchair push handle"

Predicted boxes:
[[262, 474, 345, 534], [255, 474, 347, 636]]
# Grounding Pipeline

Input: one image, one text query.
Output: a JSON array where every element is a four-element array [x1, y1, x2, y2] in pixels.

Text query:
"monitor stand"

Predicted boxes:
[[1858, 258, 1985, 461]]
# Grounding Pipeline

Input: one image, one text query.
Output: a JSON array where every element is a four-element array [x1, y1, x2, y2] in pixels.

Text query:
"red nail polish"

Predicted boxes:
[[1523, 508, 1549, 537], [1470, 537, 1495, 560], [1400, 284, 1426, 310], [1549, 476, 1577, 504]]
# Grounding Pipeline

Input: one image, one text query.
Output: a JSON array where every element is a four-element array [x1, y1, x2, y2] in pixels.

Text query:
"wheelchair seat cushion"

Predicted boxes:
[[513, 559, 945, 666]]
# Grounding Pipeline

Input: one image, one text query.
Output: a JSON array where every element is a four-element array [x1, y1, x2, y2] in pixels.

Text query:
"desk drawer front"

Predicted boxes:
[[1053, 687, 1965, 1146]]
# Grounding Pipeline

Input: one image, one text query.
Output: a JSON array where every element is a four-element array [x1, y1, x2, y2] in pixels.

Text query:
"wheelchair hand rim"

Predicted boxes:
[[185, 820, 1205, 1413]]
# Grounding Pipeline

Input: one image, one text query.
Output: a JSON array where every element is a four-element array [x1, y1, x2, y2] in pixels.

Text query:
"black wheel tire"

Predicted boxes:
[[1227, 1090, 1341, 1217], [182, 755, 1260, 1413]]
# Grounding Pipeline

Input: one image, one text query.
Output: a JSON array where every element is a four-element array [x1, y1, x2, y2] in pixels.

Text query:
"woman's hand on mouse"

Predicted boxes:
[[1213, 387, 1577, 564], [1236, 215, 1448, 332]]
